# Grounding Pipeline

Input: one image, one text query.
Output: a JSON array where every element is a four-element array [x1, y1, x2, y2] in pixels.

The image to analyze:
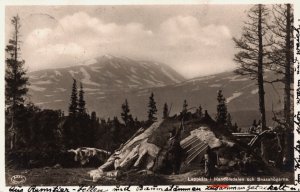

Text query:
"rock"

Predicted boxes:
[[53, 163, 62, 169], [88, 169, 104, 182]]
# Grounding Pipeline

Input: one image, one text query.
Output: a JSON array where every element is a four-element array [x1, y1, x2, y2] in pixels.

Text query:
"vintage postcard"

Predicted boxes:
[[1, 0, 299, 191]]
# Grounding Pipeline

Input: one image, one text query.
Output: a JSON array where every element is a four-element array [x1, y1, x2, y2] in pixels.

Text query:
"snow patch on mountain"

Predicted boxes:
[[84, 88, 100, 92], [85, 58, 97, 65], [187, 75, 216, 83], [56, 88, 67, 92], [231, 77, 249, 82], [103, 54, 114, 59], [161, 67, 181, 83], [30, 75, 39, 80], [142, 79, 157, 86], [115, 80, 123, 84], [86, 92, 97, 95], [128, 84, 139, 88], [90, 66, 103, 72], [226, 92, 243, 103], [29, 85, 46, 92], [128, 77, 141, 85], [104, 71, 114, 78], [69, 70, 79, 77], [130, 67, 137, 74], [80, 67, 101, 87], [110, 61, 120, 69], [251, 89, 259, 94], [36, 101, 51, 105], [55, 70, 62, 76], [40, 73, 48, 79], [32, 80, 53, 85], [149, 74, 164, 85], [209, 84, 222, 88], [225, 75, 249, 82]]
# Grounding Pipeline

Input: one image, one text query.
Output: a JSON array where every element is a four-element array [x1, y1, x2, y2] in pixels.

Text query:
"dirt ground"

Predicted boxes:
[[6, 166, 294, 186]]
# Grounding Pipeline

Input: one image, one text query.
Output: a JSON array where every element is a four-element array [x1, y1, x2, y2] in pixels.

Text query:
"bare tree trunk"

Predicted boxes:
[[257, 4, 268, 161], [283, 4, 292, 169]]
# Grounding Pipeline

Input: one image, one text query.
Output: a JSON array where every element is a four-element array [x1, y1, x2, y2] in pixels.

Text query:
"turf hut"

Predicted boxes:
[[88, 112, 238, 181]]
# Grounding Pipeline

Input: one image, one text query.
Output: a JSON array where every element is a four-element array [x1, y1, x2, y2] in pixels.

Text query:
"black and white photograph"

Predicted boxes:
[[3, 1, 297, 189]]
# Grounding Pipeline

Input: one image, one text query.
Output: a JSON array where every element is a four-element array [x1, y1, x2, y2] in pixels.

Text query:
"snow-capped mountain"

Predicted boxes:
[[28, 55, 283, 128], [27, 55, 185, 109]]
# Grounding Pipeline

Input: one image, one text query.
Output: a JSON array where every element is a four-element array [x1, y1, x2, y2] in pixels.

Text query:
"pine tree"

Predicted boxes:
[[163, 102, 169, 119], [5, 15, 29, 149], [226, 113, 233, 131], [233, 122, 239, 132], [121, 99, 133, 126], [69, 79, 78, 116], [147, 92, 158, 123], [216, 90, 228, 125], [182, 100, 188, 116], [196, 105, 203, 118], [78, 82, 86, 114], [91, 111, 97, 122]]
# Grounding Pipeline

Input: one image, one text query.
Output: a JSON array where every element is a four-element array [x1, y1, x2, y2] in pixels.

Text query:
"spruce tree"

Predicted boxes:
[[196, 105, 203, 118], [216, 90, 228, 125], [5, 15, 29, 149], [5, 15, 29, 110], [182, 100, 188, 114], [147, 92, 158, 123], [78, 82, 86, 114], [69, 79, 78, 116], [233, 122, 239, 132], [163, 102, 169, 119], [226, 113, 233, 131], [121, 99, 133, 126]]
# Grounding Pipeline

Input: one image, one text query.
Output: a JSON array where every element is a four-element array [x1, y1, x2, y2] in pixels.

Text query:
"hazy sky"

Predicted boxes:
[[5, 5, 251, 78]]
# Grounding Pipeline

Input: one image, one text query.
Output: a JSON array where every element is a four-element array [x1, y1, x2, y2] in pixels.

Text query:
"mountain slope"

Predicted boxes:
[[27, 56, 284, 128], [28, 55, 185, 106]]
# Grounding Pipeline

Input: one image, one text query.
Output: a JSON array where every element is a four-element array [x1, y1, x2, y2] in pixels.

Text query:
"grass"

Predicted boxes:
[[6, 167, 167, 186], [6, 166, 294, 186]]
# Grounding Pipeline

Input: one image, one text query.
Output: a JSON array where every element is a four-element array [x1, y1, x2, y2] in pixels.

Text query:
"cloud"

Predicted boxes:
[[23, 12, 234, 77], [26, 28, 53, 46], [36, 43, 84, 56], [159, 15, 231, 47]]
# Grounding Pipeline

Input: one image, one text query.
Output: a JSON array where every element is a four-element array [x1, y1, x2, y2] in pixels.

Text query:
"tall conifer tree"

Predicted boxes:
[[163, 102, 169, 119], [216, 90, 228, 125], [78, 82, 86, 114], [147, 92, 158, 123], [69, 79, 78, 116], [5, 15, 29, 149], [121, 99, 133, 126]]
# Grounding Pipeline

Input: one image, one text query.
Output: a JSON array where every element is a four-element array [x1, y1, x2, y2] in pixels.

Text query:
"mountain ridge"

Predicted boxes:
[[27, 55, 283, 128]]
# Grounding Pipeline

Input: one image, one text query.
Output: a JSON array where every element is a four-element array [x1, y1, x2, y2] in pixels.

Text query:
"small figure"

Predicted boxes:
[[249, 120, 257, 134], [241, 151, 255, 175], [167, 129, 183, 175], [204, 147, 217, 178], [256, 120, 262, 133]]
